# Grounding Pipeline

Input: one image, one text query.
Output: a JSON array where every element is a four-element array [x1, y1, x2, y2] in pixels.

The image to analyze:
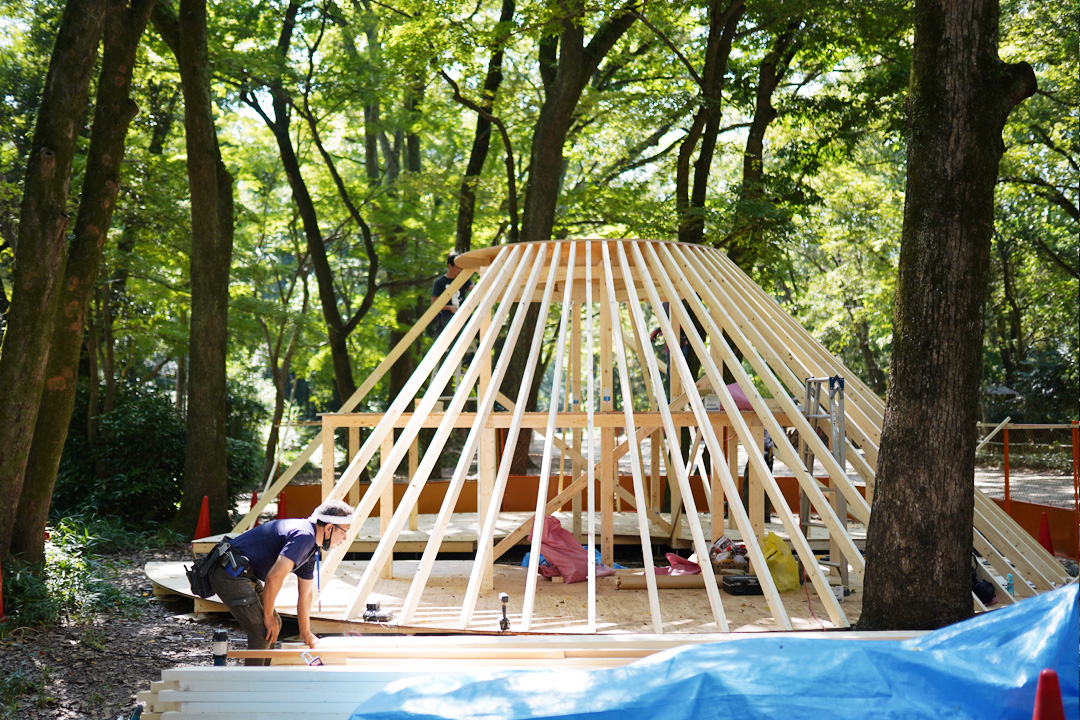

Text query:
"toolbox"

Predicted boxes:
[[721, 575, 763, 595]]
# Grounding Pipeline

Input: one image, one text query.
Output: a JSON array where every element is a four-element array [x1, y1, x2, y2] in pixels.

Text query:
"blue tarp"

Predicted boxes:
[[351, 583, 1079, 720]]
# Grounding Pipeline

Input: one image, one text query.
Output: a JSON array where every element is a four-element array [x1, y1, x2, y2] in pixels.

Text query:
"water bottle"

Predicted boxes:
[[212, 629, 229, 666], [1005, 574, 1014, 597]]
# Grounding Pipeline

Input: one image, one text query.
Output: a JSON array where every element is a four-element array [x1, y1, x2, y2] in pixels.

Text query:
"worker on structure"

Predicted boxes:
[[430, 251, 473, 336], [205, 499, 353, 665]]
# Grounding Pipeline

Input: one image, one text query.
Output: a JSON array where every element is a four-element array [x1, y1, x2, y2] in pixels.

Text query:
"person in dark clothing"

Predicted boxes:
[[206, 499, 353, 665], [430, 251, 473, 336], [742, 429, 775, 520]]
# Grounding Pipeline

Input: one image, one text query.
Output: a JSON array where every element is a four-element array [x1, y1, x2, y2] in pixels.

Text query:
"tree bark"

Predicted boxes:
[[724, 19, 799, 269], [858, 0, 1035, 630], [12, 0, 157, 565], [0, 0, 106, 560], [246, 0, 359, 403], [519, 2, 636, 245], [455, 0, 515, 252], [675, 0, 744, 245], [166, 0, 234, 536]]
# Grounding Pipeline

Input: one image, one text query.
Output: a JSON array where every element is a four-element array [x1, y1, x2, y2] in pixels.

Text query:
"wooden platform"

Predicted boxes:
[[148, 554, 862, 635]]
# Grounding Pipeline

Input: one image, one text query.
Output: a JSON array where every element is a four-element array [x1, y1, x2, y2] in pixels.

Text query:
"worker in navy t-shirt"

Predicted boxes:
[[430, 251, 472, 335], [207, 499, 352, 664]]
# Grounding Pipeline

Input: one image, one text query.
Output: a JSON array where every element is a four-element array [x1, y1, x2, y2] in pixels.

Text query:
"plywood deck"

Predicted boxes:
[[148, 556, 862, 636]]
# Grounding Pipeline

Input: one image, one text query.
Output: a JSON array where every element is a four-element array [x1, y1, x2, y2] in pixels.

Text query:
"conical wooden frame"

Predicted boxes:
[[234, 239, 1070, 632]]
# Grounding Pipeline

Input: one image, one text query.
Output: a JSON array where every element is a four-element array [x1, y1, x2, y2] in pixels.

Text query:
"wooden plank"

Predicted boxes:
[[668, 244, 868, 568], [584, 241, 598, 633], [703, 251, 884, 468], [320, 244, 524, 602], [458, 243, 562, 630], [601, 240, 663, 632], [652, 242, 843, 627], [522, 240, 578, 631], [618, 241, 728, 632], [380, 431, 394, 580], [479, 308, 496, 590], [974, 490, 1069, 584], [600, 265, 616, 569], [232, 270, 475, 533], [344, 244, 542, 620], [571, 304, 583, 537]]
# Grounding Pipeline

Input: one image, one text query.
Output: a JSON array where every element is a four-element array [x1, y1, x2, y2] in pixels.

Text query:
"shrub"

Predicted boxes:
[[53, 382, 267, 523], [0, 516, 142, 630]]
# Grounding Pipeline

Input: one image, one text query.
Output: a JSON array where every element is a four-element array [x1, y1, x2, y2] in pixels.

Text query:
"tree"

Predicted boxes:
[[11, 0, 157, 566], [0, 0, 106, 560], [859, 0, 1036, 630], [153, 0, 235, 535]]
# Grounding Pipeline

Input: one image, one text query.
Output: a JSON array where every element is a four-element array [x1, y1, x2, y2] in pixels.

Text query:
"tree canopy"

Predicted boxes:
[[0, 0, 1075, 563]]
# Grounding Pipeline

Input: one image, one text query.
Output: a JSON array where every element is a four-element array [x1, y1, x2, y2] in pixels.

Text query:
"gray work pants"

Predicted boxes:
[[207, 564, 280, 666]]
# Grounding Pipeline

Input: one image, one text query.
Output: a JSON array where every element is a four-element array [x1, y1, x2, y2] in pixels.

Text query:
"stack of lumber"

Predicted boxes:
[[136, 631, 923, 719]]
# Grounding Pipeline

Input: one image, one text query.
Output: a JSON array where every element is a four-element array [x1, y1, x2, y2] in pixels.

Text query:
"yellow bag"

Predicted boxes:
[[761, 532, 800, 592]]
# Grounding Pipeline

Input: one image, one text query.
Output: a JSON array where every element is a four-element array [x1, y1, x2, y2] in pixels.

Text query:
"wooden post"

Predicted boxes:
[[599, 264, 615, 569], [1003, 425, 1011, 515], [348, 427, 361, 508], [380, 430, 394, 579], [571, 304, 583, 538], [478, 310, 495, 590], [322, 420, 335, 501], [748, 421, 766, 538], [1073, 420, 1079, 560]]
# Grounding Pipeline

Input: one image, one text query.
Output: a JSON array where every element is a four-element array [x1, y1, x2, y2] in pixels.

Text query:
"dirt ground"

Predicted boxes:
[[0, 545, 223, 720]]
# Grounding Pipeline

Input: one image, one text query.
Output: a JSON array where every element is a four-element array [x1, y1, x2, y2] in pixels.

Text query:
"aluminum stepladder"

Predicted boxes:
[[799, 376, 849, 591]]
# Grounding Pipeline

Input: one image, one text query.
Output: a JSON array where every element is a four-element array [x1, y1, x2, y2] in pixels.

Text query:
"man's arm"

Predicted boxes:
[[262, 555, 295, 645], [296, 576, 317, 648]]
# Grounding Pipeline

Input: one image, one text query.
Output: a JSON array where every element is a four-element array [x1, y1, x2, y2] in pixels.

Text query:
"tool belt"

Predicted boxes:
[[185, 538, 254, 598]]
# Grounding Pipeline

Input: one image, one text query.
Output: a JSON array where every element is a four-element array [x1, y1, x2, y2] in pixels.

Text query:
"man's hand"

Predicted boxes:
[[301, 630, 318, 649], [263, 612, 281, 645]]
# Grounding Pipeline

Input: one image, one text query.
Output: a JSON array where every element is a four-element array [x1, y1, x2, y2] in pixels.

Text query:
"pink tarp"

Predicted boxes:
[[527, 515, 615, 583]]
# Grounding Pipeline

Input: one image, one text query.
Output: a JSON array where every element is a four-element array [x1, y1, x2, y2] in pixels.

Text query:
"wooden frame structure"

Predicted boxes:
[[230, 239, 1069, 634]]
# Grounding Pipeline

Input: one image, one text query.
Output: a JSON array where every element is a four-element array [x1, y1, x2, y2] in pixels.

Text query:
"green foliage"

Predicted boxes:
[[0, 516, 144, 630], [0, 668, 48, 719], [52, 383, 265, 523]]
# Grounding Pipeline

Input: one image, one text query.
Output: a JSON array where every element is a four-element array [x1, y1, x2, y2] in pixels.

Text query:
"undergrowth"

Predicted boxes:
[[1, 513, 180, 632]]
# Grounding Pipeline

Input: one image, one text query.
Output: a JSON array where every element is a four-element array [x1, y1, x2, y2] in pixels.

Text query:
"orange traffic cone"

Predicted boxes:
[[250, 491, 260, 527], [194, 495, 211, 539], [277, 492, 288, 520], [1037, 512, 1054, 555], [1032, 669, 1064, 720]]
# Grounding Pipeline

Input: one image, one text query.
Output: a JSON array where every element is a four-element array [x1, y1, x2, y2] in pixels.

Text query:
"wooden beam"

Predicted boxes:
[[338, 244, 541, 618], [650, 242, 840, 627], [399, 245, 551, 625], [458, 243, 564, 630], [602, 240, 663, 633], [232, 270, 475, 533], [522, 241, 579, 631]]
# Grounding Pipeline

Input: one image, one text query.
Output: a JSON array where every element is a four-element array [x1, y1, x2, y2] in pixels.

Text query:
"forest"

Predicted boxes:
[[0, 0, 1075, 554]]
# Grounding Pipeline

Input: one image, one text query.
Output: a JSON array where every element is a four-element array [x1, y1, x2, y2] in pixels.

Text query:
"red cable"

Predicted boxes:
[[804, 565, 827, 630]]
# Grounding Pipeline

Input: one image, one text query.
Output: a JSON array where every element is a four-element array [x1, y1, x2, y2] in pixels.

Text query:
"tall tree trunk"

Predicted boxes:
[[159, 0, 235, 536], [675, 0, 744, 245], [12, 0, 156, 565], [502, 1, 635, 421], [246, 0, 359, 403], [455, 0, 515, 253], [724, 19, 800, 269], [0, 0, 106, 560], [858, 0, 1035, 630]]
